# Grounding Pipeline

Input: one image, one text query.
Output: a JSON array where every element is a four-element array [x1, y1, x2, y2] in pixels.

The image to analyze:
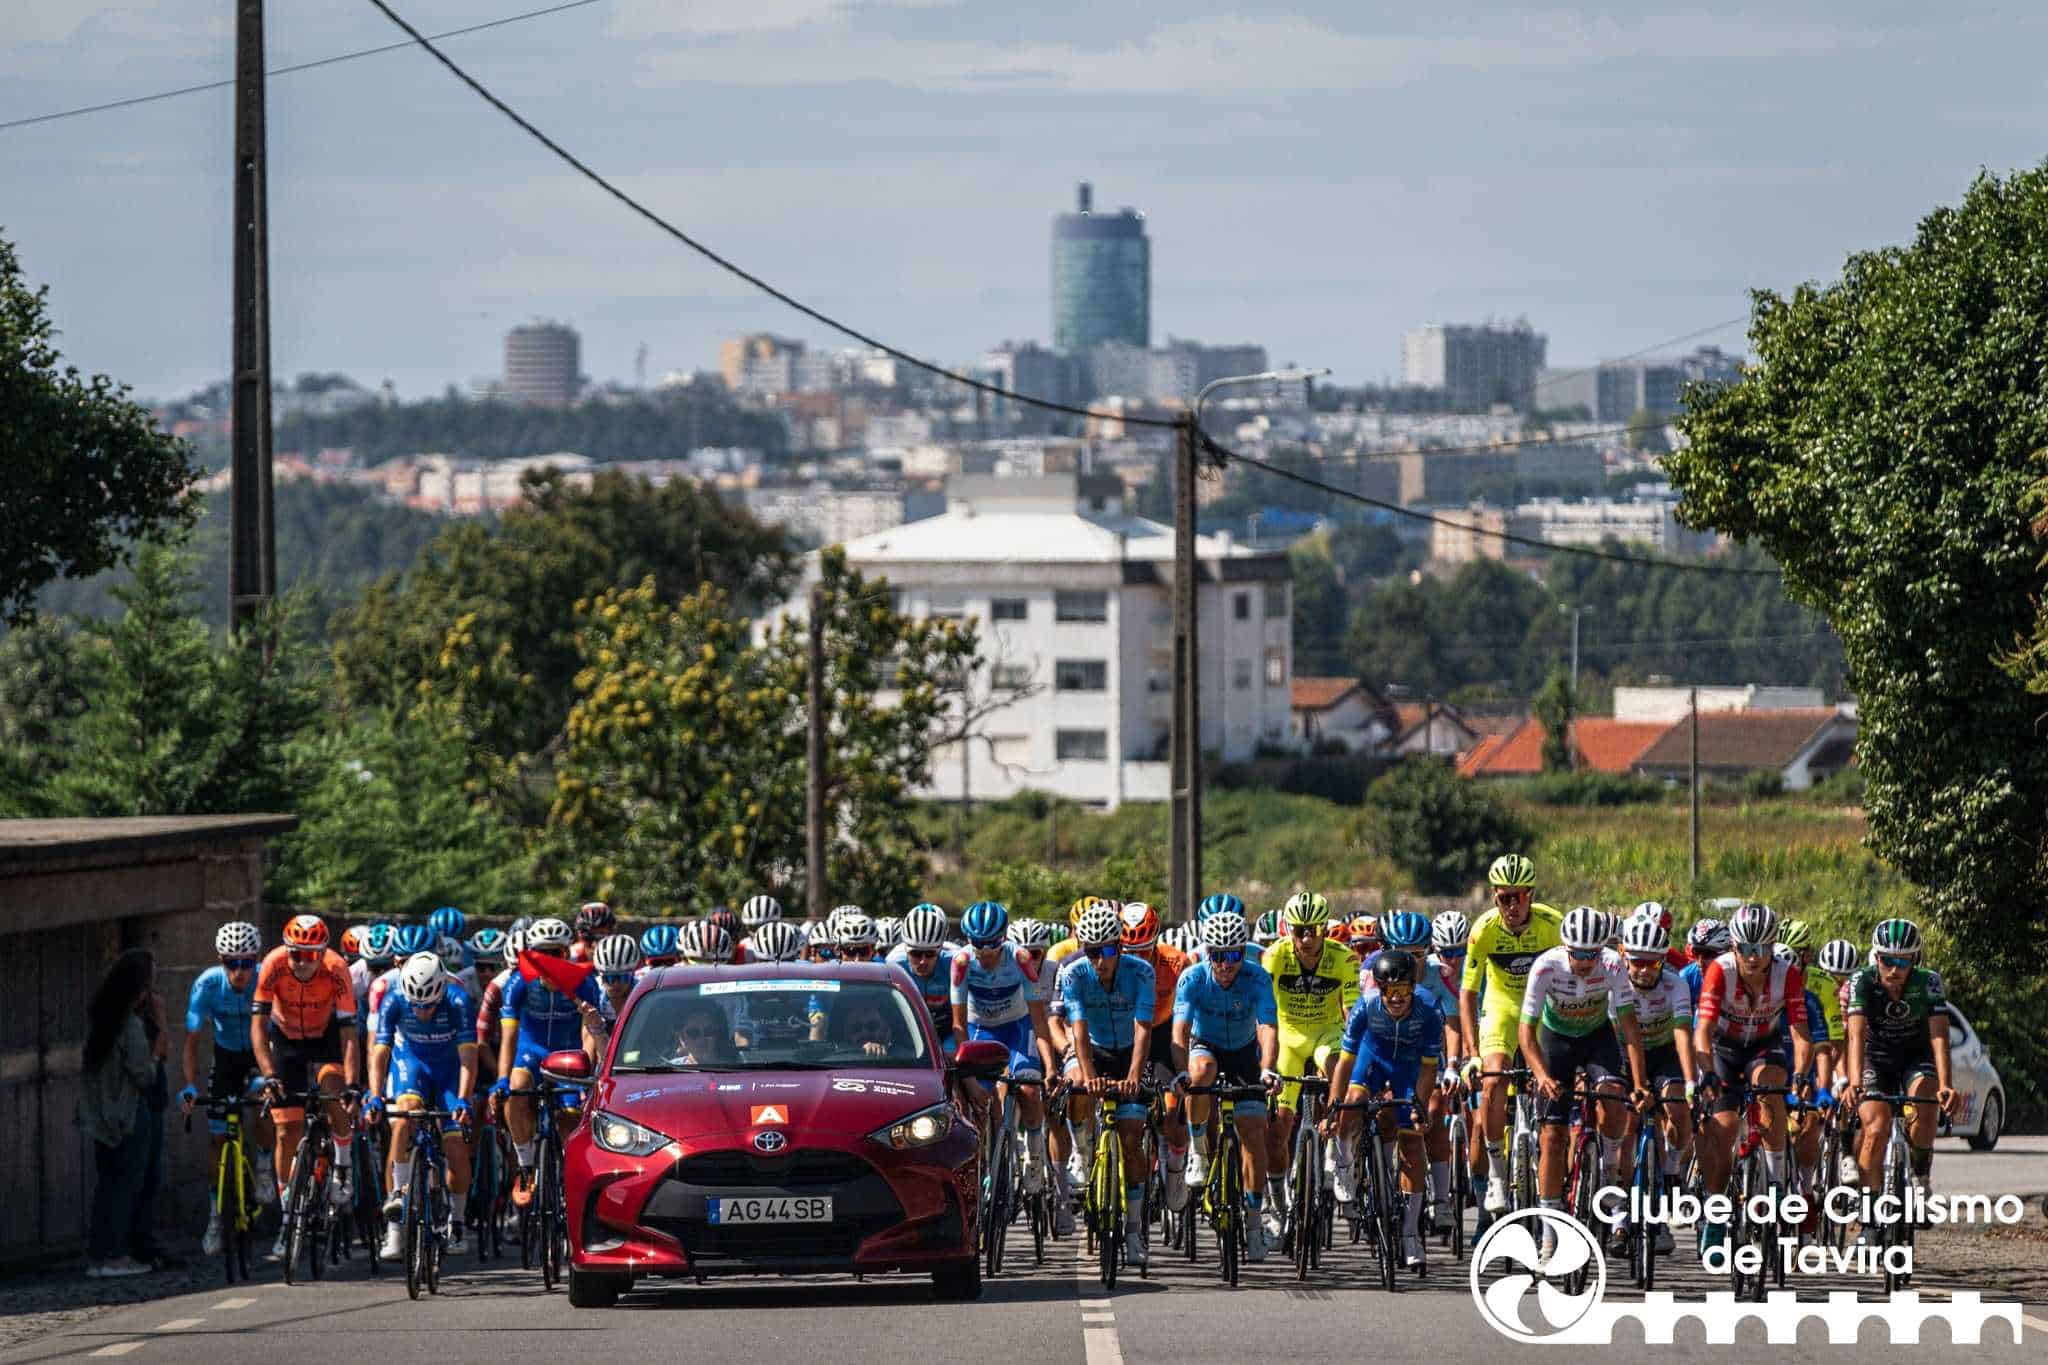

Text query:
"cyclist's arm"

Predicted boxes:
[[1518, 1018, 1550, 1091], [1842, 1013, 1866, 1101], [180, 1028, 204, 1095], [1458, 986, 1482, 1059], [368, 1041, 392, 1097], [339, 1019, 361, 1087], [1256, 1020, 1279, 1073], [498, 1016, 518, 1080], [456, 1040, 478, 1100], [251, 1007, 277, 1083], [1617, 1009, 1648, 1092], [1329, 1052, 1355, 1110], [1127, 1017, 1152, 1088], [1412, 1056, 1438, 1113], [1929, 1009, 1954, 1093], [1072, 1017, 1097, 1087]]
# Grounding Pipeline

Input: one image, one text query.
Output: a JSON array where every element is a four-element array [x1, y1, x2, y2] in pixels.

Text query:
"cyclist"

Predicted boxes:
[[436, 933, 479, 1000], [1049, 896, 1116, 972], [1252, 910, 1282, 951], [1459, 853, 1563, 1228], [1426, 911, 1475, 1226], [467, 927, 506, 975], [1773, 920, 1836, 1217], [1057, 902, 1157, 1265], [1363, 910, 1455, 1227], [1691, 902, 1814, 1254], [569, 901, 614, 963], [492, 917, 604, 1204], [1680, 918, 1730, 1009], [887, 905, 955, 1045], [593, 934, 643, 1023], [749, 919, 804, 963], [950, 900, 1057, 1192], [1347, 915, 1381, 964], [474, 928, 522, 1065], [638, 922, 681, 973], [1328, 949, 1443, 1270], [835, 910, 881, 963], [1173, 911, 1282, 1262], [1616, 912, 1695, 1254], [368, 952, 477, 1258], [251, 914, 362, 1258], [704, 908, 744, 962], [369, 925, 433, 1020], [180, 922, 277, 1253], [1120, 902, 1191, 1210], [352, 924, 397, 1022], [874, 916, 903, 953], [1262, 892, 1357, 1235], [739, 894, 783, 960], [1632, 902, 1690, 970], [1842, 919, 1959, 1211], [679, 919, 735, 966], [428, 907, 467, 975]]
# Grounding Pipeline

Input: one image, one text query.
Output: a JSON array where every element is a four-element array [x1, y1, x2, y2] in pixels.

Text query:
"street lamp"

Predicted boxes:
[[1192, 367, 1332, 447], [1559, 602, 1596, 694]]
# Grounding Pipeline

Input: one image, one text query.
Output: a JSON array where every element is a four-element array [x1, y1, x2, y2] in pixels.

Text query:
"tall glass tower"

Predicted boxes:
[[1051, 183, 1149, 355]]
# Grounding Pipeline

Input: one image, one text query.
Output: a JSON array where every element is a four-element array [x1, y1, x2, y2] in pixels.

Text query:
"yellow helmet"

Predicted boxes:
[[1069, 895, 1111, 929]]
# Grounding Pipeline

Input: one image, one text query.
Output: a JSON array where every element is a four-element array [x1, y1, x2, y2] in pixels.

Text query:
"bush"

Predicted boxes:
[[1737, 770, 1786, 800], [1508, 771, 1667, 807], [1363, 758, 1530, 895]]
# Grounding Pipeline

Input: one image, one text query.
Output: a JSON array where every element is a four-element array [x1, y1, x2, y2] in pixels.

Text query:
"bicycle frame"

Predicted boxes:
[[1186, 1083, 1270, 1288], [186, 1093, 259, 1283], [400, 1107, 462, 1301]]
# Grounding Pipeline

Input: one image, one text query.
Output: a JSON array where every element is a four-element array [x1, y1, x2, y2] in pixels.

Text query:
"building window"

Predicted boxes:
[[1233, 658, 1252, 690], [990, 597, 1028, 622], [991, 662, 1033, 690], [1056, 590, 1109, 623], [1264, 582, 1287, 618], [1056, 659, 1109, 691], [1147, 669, 1172, 694], [1233, 591, 1250, 621], [928, 592, 965, 620], [1056, 729, 1108, 761], [1265, 648, 1285, 687]]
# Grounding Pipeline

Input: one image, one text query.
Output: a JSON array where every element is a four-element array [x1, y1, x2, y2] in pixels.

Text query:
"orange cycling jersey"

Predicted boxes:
[[1140, 941, 1188, 1028], [252, 946, 356, 1040]]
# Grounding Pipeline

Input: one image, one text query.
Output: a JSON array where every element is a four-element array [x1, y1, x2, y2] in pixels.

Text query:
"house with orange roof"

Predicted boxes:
[[1456, 716, 1671, 777]]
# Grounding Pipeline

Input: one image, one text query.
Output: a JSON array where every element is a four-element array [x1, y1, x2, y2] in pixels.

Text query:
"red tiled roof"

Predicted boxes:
[[1458, 718, 1544, 775], [1457, 716, 1674, 777], [1291, 676, 1362, 712], [1633, 708, 1847, 772]]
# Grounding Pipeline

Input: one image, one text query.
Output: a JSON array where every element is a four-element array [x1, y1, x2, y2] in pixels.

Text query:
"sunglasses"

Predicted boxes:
[[839, 946, 876, 960], [222, 957, 258, 972], [288, 948, 323, 961], [1877, 954, 1915, 970], [1436, 947, 1466, 960], [1568, 948, 1603, 961], [1210, 949, 1245, 965], [1735, 944, 1770, 958], [1289, 924, 1322, 938], [969, 938, 1005, 950], [1084, 942, 1121, 959], [907, 949, 940, 962], [602, 973, 635, 988], [1495, 889, 1531, 902]]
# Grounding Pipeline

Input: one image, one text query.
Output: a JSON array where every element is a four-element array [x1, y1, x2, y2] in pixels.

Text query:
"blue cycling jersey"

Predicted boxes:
[[1172, 958, 1278, 1052], [502, 969, 603, 1053], [1681, 961, 1706, 1012], [186, 966, 255, 1053], [1339, 993, 1445, 1071], [1777, 989, 1830, 1049], [949, 942, 1041, 1028], [885, 943, 955, 1030], [376, 984, 477, 1066], [1418, 952, 1461, 1020], [1058, 954, 1155, 1052]]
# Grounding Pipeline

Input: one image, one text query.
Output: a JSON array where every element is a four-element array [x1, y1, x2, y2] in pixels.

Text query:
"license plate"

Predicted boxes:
[[707, 1195, 832, 1225]]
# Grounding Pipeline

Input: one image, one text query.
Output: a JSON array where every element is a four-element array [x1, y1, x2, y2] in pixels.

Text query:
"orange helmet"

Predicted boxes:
[[1119, 902, 1161, 950], [1326, 919, 1354, 945], [282, 914, 329, 951], [1349, 915, 1379, 949], [338, 926, 363, 958]]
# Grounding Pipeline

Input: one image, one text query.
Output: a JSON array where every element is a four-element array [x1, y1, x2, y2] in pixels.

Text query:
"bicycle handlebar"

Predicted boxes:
[[1182, 1083, 1271, 1102]]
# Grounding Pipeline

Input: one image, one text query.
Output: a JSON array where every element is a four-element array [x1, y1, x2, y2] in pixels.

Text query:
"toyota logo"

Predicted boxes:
[[753, 1130, 788, 1153], [1469, 1207, 1606, 1340]]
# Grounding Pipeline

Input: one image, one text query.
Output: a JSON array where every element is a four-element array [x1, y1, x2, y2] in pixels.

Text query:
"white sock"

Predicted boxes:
[[1334, 1136, 1355, 1175], [515, 1141, 535, 1168], [1488, 1145, 1508, 1184], [1597, 1135, 1618, 1181], [1429, 1160, 1450, 1202], [334, 1136, 352, 1171], [1663, 1145, 1683, 1177], [1761, 1147, 1787, 1184], [1126, 1186, 1145, 1224], [1403, 1190, 1422, 1235], [392, 1160, 413, 1194]]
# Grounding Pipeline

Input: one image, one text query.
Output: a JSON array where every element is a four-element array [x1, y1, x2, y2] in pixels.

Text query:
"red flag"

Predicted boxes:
[[519, 949, 597, 996]]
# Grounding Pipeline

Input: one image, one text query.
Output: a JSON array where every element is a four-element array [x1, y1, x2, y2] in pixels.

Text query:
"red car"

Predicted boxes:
[[550, 961, 1008, 1307]]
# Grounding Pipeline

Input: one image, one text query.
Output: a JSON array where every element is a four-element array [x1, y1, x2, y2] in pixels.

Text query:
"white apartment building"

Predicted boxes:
[[767, 474, 1293, 809], [1511, 496, 1714, 555]]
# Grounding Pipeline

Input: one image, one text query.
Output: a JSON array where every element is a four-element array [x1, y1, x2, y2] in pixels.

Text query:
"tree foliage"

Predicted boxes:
[[1362, 757, 1529, 895], [1669, 166, 2048, 966], [1532, 666, 1575, 772], [0, 231, 199, 623]]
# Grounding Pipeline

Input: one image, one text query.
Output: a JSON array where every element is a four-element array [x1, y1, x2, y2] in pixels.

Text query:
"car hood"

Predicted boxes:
[[601, 1068, 949, 1141]]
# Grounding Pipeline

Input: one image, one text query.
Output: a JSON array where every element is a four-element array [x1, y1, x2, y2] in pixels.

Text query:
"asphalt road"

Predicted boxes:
[[6, 1138, 2042, 1365]]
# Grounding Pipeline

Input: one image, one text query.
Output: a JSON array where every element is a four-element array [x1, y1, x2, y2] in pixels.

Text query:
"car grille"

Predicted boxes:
[[642, 1147, 904, 1265], [672, 1150, 870, 1187]]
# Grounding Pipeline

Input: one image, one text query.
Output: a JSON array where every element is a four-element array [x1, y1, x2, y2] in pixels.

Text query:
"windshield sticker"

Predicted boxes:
[[701, 979, 841, 996], [831, 1077, 920, 1096]]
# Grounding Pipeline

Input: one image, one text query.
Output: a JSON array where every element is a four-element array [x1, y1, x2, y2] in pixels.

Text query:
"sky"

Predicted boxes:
[[5, 0, 2047, 401]]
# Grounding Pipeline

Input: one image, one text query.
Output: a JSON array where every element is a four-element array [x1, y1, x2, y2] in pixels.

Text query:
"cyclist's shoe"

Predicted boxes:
[[1432, 1197, 1454, 1231], [383, 1191, 406, 1219], [1066, 1151, 1088, 1188], [1163, 1147, 1190, 1211], [1333, 1159, 1358, 1205], [255, 1157, 277, 1206], [1184, 1147, 1209, 1190], [1123, 1222, 1148, 1267], [202, 1214, 223, 1257], [1053, 1197, 1076, 1237], [270, 1229, 288, 1261], [1262, 1205, 1284, 1242], [512, 1168, 536, 1208], [1482, 1182, 1509, 1215], [1245, 1213, 1271, 1263], [1837, 1155, 1859, 1185], [1403, 1232, 1426, 1269], [1654, 1223, 1676, 1255], [1538, 1221, 1559, 1265], [1018, 1148, 1046, 1195], [380, 1220, 404, 1261], [1698, 1220, 1727, 1255]]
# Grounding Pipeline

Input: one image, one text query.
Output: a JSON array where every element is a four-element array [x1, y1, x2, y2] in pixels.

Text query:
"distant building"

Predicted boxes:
[[1536, 346, 1744, 422], [738, 483, 943, 548], [720, 334, 806, 393], [1052, 182, 1150, 354], [1509, 496, 1714, 555], [1612, 685, 1827, 724], [979, 343, 1080, 421], [1631, 707, 1857, 792], [1431, 504, 1510, 564], [502, 322, 580, 407], [1457, 717, 1670, 777], [1395, 450, 1514, 505], [1402, 321, 1548, 411]]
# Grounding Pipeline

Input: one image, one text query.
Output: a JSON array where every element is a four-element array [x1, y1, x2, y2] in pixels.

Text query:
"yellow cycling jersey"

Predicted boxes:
[[1460, 903, 1564, 1008], [1262, 938, 1358, 1035], [1048, 936, 1081, 968], [1807, 967, 1845, 1045]]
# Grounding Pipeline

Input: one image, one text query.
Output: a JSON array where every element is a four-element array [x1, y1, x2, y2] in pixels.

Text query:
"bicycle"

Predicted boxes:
[[1079, 1081, 1154, 1289], [1719, 1081, 1794, 1303], [970, 1071, 1033, 1279], [1441, 1079, 1470, 1263], [466, 1114, 512, 1263], [1184, 1083, 1270, 1288], [1477, 1066, 1540, 1216], [268, 1087, 356, 1286], [397, 1107, 464, 1301], [1859, 1091, 1926, 1294], [507, 1074, 579, 1291], [1334, 1093, 1412, 1292], [333, 1118, 385, 1275], [1625, 1093, 1688, 1290], [183, 1093, 260, 1284], [1815, 1098, 1854, 1252], [1279, 1074, 1332, 1280], [1555, 1084, 1627, 1297]]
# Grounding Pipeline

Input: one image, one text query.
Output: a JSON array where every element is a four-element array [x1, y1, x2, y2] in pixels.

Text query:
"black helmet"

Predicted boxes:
[[1369, 949, 1417, 987]]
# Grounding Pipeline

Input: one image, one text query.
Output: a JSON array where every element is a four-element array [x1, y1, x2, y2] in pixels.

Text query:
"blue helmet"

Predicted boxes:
[[394, 924, 435, 957], [640, 922, 681, 961], [960, 900, 1010, 944], [1197, 893, 1246, 923], [362, 923, 399, 966], [1380, 909, 1431, 950], [428, 906, 466, 940], [467, 927, 505, 960]]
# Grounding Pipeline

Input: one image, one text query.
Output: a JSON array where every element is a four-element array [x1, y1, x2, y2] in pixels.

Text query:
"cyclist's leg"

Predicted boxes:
[[1150, 1028, 1189, 1150], [1269, 1034, 1312, 1204], [1749, 1047, 1790, 1186], [1901, 1064, 1940, 1187], [268, 1030, 311, 1193], [1534, 1026, 1575, 1201], [1699, 1037, 1747, 1194], [1477, 1006, 1516, 1190], [1585, 1027, 1630, 1186], [1854, 1097, 1893, 1191]]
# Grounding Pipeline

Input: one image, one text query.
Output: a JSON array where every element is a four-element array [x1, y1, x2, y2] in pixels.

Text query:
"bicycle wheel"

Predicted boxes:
[[1883, 1135, 1913, 1294], [427, 1171, 446, 1296], [1448, 1116, 1468, 1263], [1290, 1122, 1316, 1280], [282, 1141, 315, 1287], [540, 1142, 564, 1291], [983, 1109, 1011, 1279], [1565, 1137, 1597, 1297], [1218, 1130, 1240, 1288], [1632, 1132, 1660, 1291], [1096, 1126, 1121, 1289], [404, 1160, 427, 1301]]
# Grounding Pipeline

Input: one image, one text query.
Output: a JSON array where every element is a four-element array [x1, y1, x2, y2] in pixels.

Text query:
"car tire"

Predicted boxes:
[[931, 1257, 982, 1301], [1966, 1093, 2002, 1152], [567, 1266, 625, 1308]]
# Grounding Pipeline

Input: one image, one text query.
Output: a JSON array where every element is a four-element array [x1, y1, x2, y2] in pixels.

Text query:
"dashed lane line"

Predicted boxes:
[[155, 1320, 202, 1332], [1071, 1236, 1125, 1365], [213, 1297, 256, 1310], [88, 1345, 143, 1358]]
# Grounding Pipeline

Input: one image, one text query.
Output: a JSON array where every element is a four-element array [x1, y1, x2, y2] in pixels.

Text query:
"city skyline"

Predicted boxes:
[[8, 2, 2046, 400]]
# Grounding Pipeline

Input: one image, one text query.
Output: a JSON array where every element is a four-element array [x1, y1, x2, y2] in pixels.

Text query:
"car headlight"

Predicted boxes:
[[592, 1110, 675, 1158], [871, 1103, 955, 1150]]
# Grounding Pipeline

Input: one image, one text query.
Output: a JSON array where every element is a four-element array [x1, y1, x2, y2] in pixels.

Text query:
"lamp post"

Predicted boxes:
[[1559, 602, 1595, 694]]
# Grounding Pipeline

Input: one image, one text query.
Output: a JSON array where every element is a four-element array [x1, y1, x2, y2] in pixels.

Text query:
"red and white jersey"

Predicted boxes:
[[1695, 951, 1806, 1045], [366, 965, 401, 1021], [476, 967, 512, 1045]]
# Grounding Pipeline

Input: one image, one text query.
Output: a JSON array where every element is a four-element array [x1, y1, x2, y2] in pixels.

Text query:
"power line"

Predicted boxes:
[[1529, 317, 1749, 398], [1302, 420, 1673, 464], [360, 0, 1184, 430], [0, 0, 609, 134]]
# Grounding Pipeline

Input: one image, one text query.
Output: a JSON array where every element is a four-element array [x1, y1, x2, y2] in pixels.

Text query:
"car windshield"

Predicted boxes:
[[613, 978, 929, 1071]]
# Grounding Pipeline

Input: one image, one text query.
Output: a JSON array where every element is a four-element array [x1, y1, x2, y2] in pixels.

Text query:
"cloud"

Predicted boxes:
[[607, 0, 954, 39]]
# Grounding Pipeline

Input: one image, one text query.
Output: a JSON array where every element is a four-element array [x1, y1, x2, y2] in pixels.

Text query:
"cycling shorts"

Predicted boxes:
[[1642, 1042, 1687, 1093], [967, 1018, 1043, 1082], [1061, 1045, 1147, 1121], [1709, 1032, 1787, 1114], [1477, 1004, 1521, 1062], [1860, 1036, 1937, 1097], [1348, 1052, 1424, 1129], [266, 1021, 344, 1113], [1190, 1039, 1267, 1119], [1535, 1024, 1624, 1125], [390, 1052, 467, 1129], [1276, 1023, 1344, 1112], [207, 1047, 261, 1136]]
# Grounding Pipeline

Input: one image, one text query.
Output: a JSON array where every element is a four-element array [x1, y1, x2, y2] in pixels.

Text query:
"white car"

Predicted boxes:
[[1938, 1003, 2006, 1150]]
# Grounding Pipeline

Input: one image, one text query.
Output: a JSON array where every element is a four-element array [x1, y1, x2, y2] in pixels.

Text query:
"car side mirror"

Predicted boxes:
[[541, 1048, 593, 1085], [950, 1039, 1009, 1080]]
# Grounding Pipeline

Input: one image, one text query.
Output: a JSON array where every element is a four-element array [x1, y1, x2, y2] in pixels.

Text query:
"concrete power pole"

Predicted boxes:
[[806, 585, 828, 919], [1689, 686, 1702, 888], [229, 0, 276, 631], [1170, 416, 1202, 923]]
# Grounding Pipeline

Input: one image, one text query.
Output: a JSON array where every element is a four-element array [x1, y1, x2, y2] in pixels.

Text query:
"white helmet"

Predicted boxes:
[[399, 952, 447, 1006], [1008, 918, 1055, 948], [215, 922, 262, 958], [525, 917, 573, 951], [1431, 911, 1469, 951], [503, 927, 526, 966], [741, 895, 783, 929], [1076, 904, 1122, 947], [902, 906, 949, 950], [1199, 912, 1249, 953], [751, 921, 804, 962], [1621, 915, 1670, 957], [594, 933, 642, 973], [874, 916, 902, 950], [1729, 902, 1777, 948], [681, 920, 734, 964], [1817, 938, 1859, 977], [1560, 906, 1606, 951], [835, 911, 877, 948], [435, 934, 465, 975]]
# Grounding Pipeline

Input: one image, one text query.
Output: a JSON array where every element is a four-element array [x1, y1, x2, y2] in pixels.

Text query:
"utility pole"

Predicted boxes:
[[1170, 415, 1201, 923], [1689, 686, 1701, 888], [228, 0, 276, 631], [1560, 603, 1594, 695], [806, 585, 828, 919]]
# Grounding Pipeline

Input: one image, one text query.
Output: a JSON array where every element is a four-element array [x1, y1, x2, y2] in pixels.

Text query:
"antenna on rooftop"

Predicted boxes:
[[635, 342, 648, 391]]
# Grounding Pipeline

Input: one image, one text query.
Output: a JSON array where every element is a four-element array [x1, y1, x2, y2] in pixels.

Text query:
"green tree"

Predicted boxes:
[[1288, 538, 1348, 672], [1362, 757, 1529, 895], [1625, 407, 1671, 454], [1, 232, 199, 622], [1532, 666, 1576, 772], [0, 616, 100, 813], [1669, 166, 2048, 964]]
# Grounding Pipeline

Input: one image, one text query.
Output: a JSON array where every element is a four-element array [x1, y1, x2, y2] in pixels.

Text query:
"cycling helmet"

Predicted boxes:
[[506, 915, 533, 938], [283, 914, 329, 950], [1380, 909, 1431, 950], [1817, 938, 1860, 976], [1631, 901, 1673, 931], [399, 952, 446, 1006], [573, 901, 615, 937], [434, 935, 465, 975], [1871, 918, 1923, 959], [1778, 918, 1814, 951], [1488, 854, 1536, 888], [1282, 892, 1328, 927], [639, 922, 681, 962], [874, 916, 902, 950], [1431, 911, 1470, 951], [705, 907, 740, 941], [902, 906, 950, 950], [741, 895, 783, 929], [1200, 912, 1250, 953], [1687, 917, 1730, 956], [1069, 895, 1113, 929], [1165, 923, 1198, 953], [1601, 911, 1625, 945], [428, 906, 466, 941], [1009, 918, 1055, 949], [836, 912, 878, 948], [1253, 910, 1281, 945], [1076, 904, 1122, 946], [594, 933, 642, 973], [1325, 919, 1353, 946], [751, 921, 803, 962], [467, 927, 506, 961], [1560, 906, 1606, 951], [1621, 915, 1670, 957], [1369, 949, 1418, 986], [503, 927, 526, 965], [1119, 902, 1162, 949], [215, 922, 262, 958], [680, 919, 735, 964], [961, 900, 1010, 944], [526, 917, 574, 951], [1349, 914, 1379, 945], [339, 926, 365, 959], [394, 923, 435, 957], [362, 923, 397, 966], [1729, 902, 1777, 947], [1197, 893, 1246, 923]]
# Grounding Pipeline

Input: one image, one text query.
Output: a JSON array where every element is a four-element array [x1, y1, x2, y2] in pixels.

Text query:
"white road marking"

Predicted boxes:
[[88, 1345, 143, 1358], [1072, 1235, 1124, 1365], [2020, 1314, 2048, 1336], [213, 1297, 256, 1310], [155, 1320, 203, 1332]]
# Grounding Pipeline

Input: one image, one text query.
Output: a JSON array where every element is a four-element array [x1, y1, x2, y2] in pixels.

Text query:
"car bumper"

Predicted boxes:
[[566, 1127, 979, 1278]]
